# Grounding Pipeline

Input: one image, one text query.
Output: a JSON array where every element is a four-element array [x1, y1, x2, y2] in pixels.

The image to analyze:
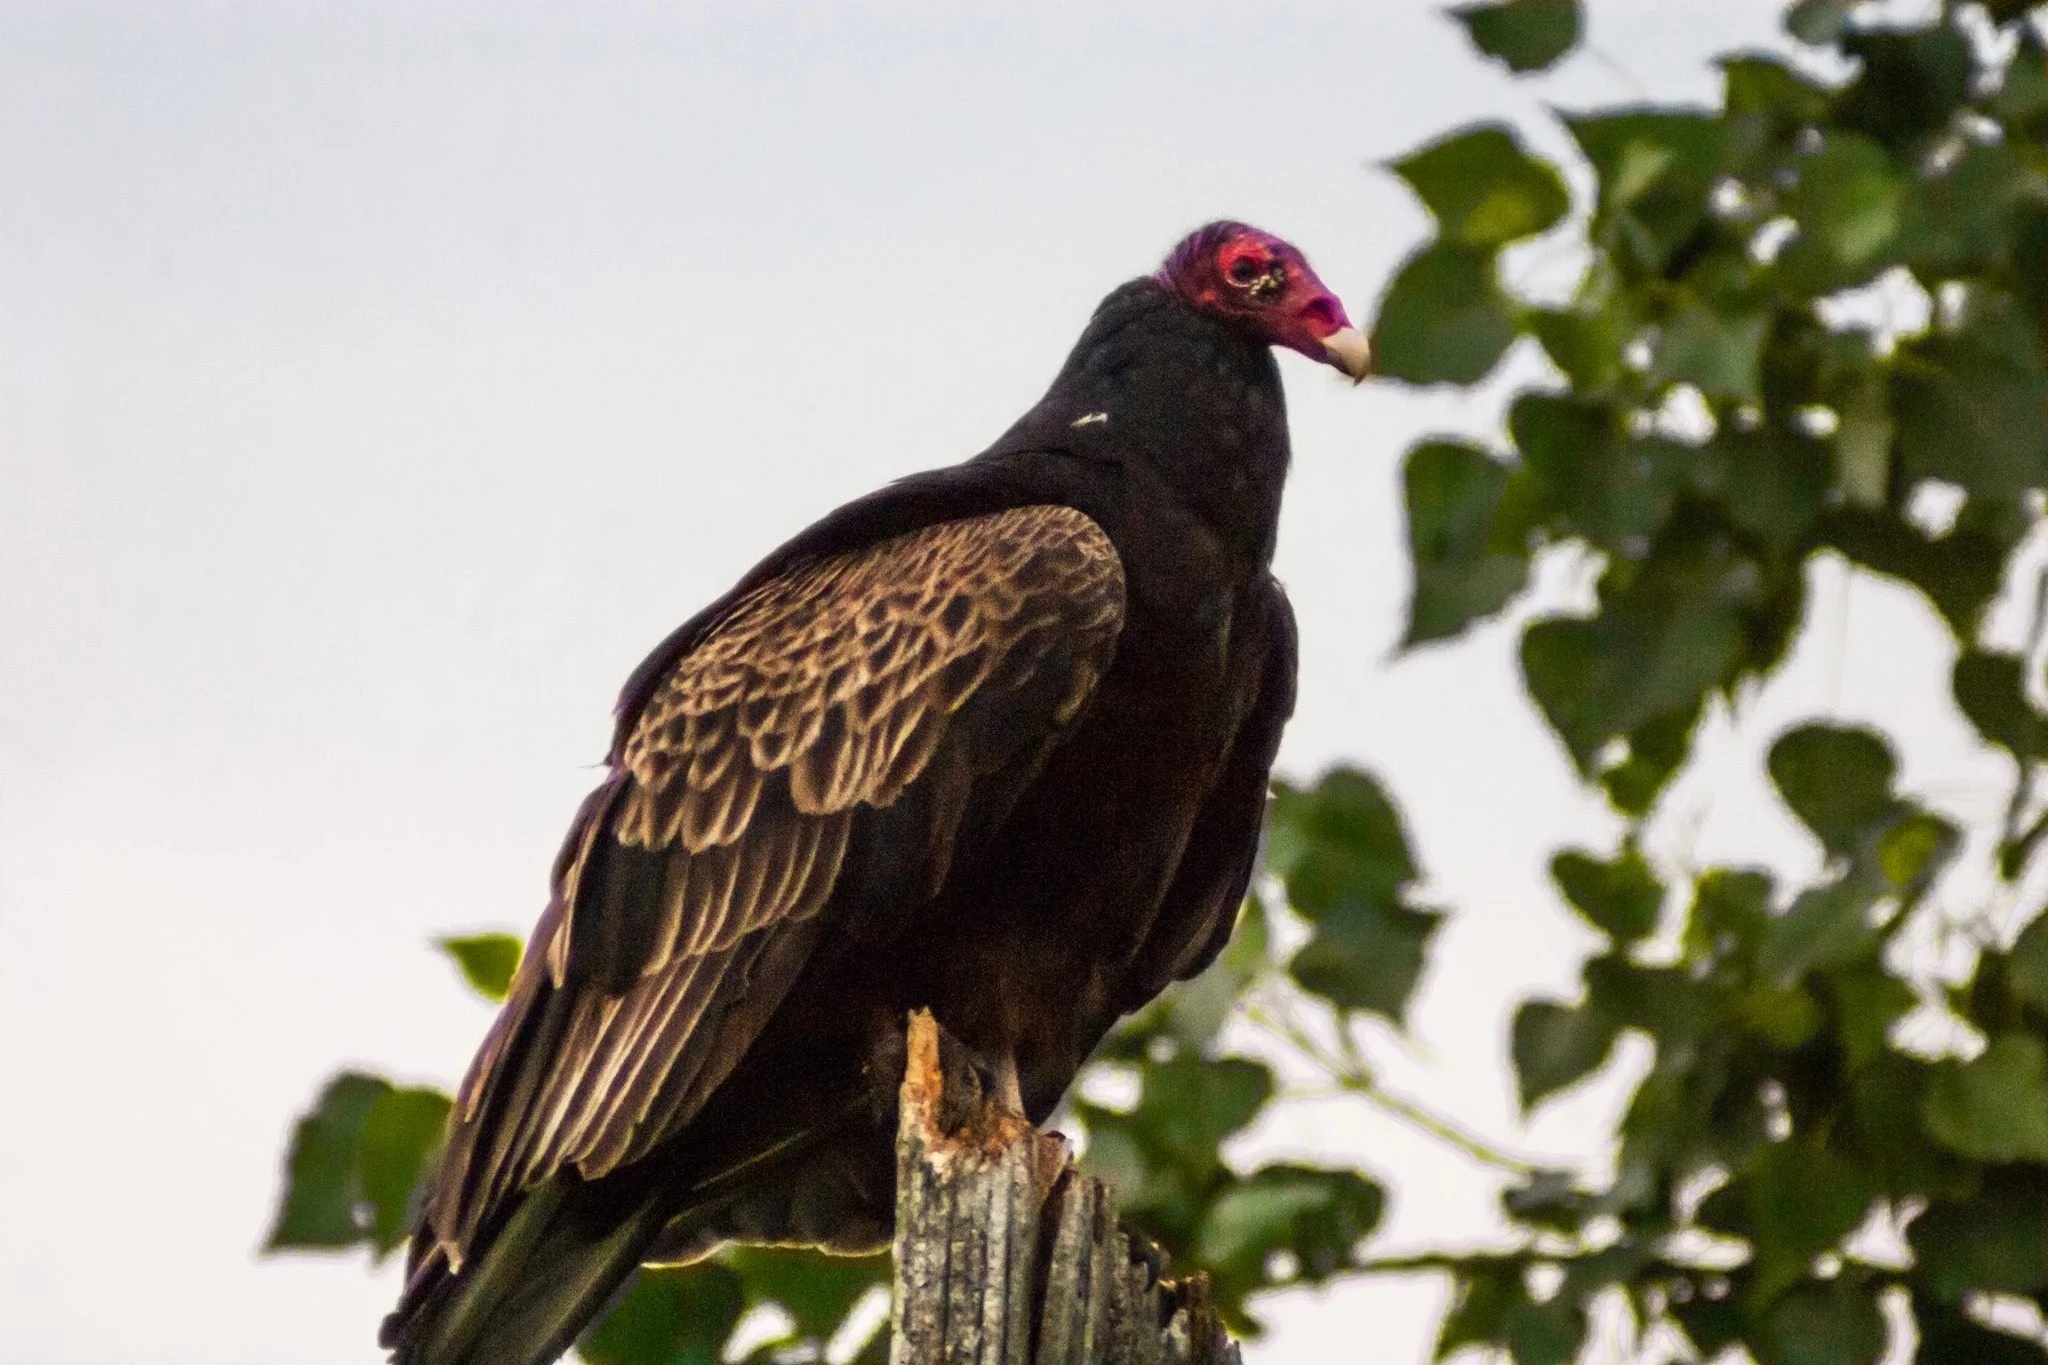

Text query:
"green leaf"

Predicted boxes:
[[1756, 815, 1954, 996], [1511, 394, 1620, 523], [1401, 440, 1531, 646], [1522, 606, 1737, 778], [1589, 956, 1719, 1047], [1512, 997, 1619, 1110], [1823, 508, 2010, 639], [1448, 0, 1581, 75], [1550, 842, 1663, 942], [1568, 109, 1724, 212], [1913, 1293, 2048, 1365], [1740, 553, 1810, 686], [266, 1072, 394, 1251], [437, 932, 524, 1003], [1875, 811, 1958, 894], [1766, 724, 1899, 856], [1288, 896, 1444, 1025], [2010, 912, 2048, 1015], [1501, 1168, 1597, 1233], [581, 1264, 747, 1365], [1908, 1174, 2048, 1302], [1995, 30, 2048, 127], [1370, 241, 1518, 386], [1757, 871, 1882, 987], [1509, 393, 1707, 554], [1529, 304, 1632, 391], [1850, 1053, 1980, 1200], [1195, 1164, 1385, 1286], [1986, 0, 2047, 25], [1391, 124, 1571, 247], [1075, 1123, 1148, 1212], [1684, 867, 1776, 960], [359, 1086, 452, 1257], [1923, 1033, 2048, 1162], [1781, 134, 1906, 289], [1671, 1284, 1751, 1360], [1521, 523, 1756, 779], [265, 1071, 450, 1261], [1734, 981, 1823, 1048], [1267, 772, 1440, 1023], [1744, 1139, 1873, 1302], [720, 1248, 888, 1344], [1565, 109, 1727, 276], [1831, 368, 1893, 511], [1827, 961, 1916, 1070], [1764, 1278, 1887, 1365], [1084, 1051, 1277, 1268], [1599, 705, 1702, 818], [1904, 142, 2047, 276], [1438, 1265, 1589, 1365], [1722, 52, 1832, 125], [1718, 425, 1833, 551], [1133, 1055, 1275, 1165], [1835, 24, 1974, 152], [1784, 0, 1854, 45], [1894, 290, 2048, 499], [1656, 298, 1771, 402], [1267, 769, 1416, 912]]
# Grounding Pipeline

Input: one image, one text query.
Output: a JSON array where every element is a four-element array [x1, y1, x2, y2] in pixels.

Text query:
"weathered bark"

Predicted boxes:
[[888, 1011, 1242, 1365]]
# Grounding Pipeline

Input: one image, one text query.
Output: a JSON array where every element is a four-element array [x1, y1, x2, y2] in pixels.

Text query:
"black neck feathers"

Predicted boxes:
[[983, 279, 1292, 567]]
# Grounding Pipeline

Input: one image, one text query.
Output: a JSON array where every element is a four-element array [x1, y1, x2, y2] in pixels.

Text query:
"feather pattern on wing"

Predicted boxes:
[[424, 504, 1124, 1263]]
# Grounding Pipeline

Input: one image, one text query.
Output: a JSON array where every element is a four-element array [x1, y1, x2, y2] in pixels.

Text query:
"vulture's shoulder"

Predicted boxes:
[[613, 503, 1126, 835], [608, 459, 1121, 758]]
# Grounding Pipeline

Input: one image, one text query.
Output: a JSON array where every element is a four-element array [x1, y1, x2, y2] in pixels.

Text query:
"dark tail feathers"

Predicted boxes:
[[381, 1175, 670, 1365]]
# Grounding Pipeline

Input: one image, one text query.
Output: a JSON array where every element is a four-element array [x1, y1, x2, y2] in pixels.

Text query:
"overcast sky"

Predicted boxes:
[[0, 2, 2007, 1362]]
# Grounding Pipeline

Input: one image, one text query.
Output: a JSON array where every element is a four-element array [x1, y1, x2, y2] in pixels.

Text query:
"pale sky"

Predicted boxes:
[[0, 2, 2007, 1362]]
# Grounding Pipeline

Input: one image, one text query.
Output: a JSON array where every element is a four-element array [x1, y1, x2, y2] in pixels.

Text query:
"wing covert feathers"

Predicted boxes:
[[424, 505, 1124, 1264]]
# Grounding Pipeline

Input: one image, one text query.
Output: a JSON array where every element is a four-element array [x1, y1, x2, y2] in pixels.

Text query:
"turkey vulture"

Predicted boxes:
[[384, 221, 1369, 1365]]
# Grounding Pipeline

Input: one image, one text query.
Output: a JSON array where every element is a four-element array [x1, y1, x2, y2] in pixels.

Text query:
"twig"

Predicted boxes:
[[1242, 999, 1541, 1178]]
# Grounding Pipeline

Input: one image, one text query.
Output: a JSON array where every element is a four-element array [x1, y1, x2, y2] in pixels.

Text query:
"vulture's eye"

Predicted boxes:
[[1226, 255, 1264, 285]]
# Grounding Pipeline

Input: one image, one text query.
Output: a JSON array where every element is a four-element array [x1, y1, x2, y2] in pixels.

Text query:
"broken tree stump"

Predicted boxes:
[[887, 1011, 1242, 1365]]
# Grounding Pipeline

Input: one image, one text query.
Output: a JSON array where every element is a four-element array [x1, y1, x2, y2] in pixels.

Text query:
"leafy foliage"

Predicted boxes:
[[270, 3, 2048, 1360], [579, 1264, 745, 1365], [1266, 770, 1445, 1026], [435, 932, 524, 1002], [1449, 0, 1583, 76], [1356, 1, 2048, 1357], [1403, 439, 1533, 646], [1391, 125, 1571, 248], [1373, 241, 1521, 384], [267, 1073, 450, 1260], [581, 1251, 890, 1365]]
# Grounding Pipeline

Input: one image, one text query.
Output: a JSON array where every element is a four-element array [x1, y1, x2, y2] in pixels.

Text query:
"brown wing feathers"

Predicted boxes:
[[423, 505, 1124, 1267]]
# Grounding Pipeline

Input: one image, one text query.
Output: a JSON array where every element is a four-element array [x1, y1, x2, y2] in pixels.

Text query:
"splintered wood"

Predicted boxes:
[[888, 1011, 1242, 1365]]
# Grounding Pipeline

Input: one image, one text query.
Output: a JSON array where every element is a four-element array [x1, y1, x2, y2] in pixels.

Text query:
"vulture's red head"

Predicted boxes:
[[1157, 221, 1372, 382]]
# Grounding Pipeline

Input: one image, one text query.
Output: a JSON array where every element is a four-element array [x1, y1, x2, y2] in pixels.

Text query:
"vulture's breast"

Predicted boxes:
[[902, 508, 1276, 1105]]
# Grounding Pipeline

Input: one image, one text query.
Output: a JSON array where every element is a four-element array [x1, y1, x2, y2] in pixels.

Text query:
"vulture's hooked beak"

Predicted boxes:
[[1322, 327, 1374, 384]]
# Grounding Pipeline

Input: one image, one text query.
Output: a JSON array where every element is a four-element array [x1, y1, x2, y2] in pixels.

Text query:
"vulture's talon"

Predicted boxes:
[[1129, 1237, 1165, 1291]]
